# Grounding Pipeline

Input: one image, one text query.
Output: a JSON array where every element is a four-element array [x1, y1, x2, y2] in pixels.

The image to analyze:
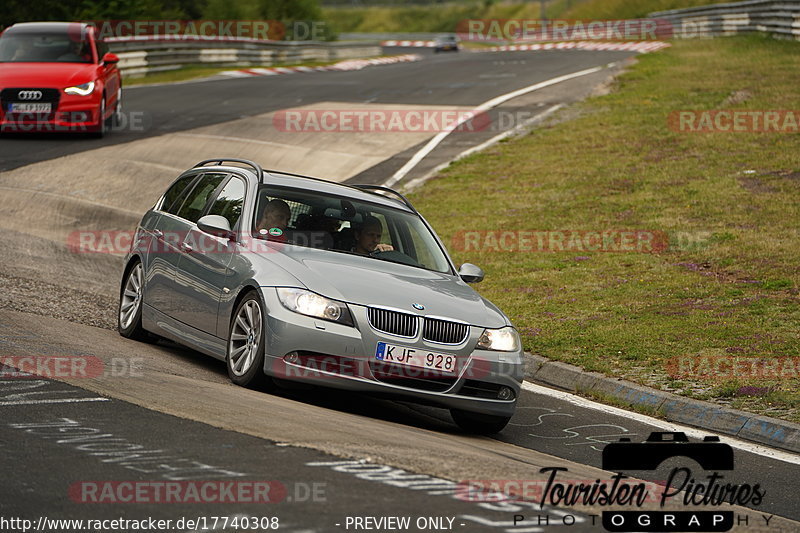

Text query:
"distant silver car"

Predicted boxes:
[[119, 158, 523, 433], [434, 34, 460, 53]]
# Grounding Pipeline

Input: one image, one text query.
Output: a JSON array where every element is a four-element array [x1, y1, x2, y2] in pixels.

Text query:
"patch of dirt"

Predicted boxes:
[[588, 72, 621, 98], [607, 178, 636, 194], [675, 262, 762, 284], [615, 208, 635, 220], [722, 89, 753, 106], [654, 296, 738, 316], [738, 176, 777, 193], [676, 299, 717, 310], [759, 169, 800, 182]]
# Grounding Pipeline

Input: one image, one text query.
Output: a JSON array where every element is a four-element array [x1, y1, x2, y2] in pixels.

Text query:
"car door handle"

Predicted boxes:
[[181, 242, 193, 252]]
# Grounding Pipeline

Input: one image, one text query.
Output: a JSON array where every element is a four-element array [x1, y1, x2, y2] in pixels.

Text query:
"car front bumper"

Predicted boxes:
[[259, 287, 524, 417], [0, 93, 103, 133]]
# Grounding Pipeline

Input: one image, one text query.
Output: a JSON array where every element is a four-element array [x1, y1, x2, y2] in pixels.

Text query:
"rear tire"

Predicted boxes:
[[118, 261, 152, 341], [227, 292, 274, 390], [451, 409, 511, 434]]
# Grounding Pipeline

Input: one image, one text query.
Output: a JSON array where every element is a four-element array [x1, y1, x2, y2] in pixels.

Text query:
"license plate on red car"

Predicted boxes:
[[375, 342, 457, 374], [10, 103, 51, 113]]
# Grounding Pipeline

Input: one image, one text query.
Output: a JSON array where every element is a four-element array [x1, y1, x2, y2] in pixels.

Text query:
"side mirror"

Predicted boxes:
[[197, 215, 234, 239], [102, 52, 119, 64], [458, 263, 484, 283]]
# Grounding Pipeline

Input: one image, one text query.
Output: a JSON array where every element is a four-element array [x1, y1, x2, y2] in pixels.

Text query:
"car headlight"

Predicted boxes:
[[276, 288, 353, 326], [64, 81, 95, 96], [476, 326, 520, 352]]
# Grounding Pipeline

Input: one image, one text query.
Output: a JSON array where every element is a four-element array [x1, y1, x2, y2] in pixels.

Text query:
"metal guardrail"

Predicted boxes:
[[650, 0, 800, 39], [106, 38, 382, 77], [339, 32, 444, 40]]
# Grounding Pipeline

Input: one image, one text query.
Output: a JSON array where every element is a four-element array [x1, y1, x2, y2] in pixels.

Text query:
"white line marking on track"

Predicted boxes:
[[402, 104, 563, 192], [522, 381, 800, 465], [451, 103, 563, 158], [0, 397, 110, 406], [384, 63, 613, 188]]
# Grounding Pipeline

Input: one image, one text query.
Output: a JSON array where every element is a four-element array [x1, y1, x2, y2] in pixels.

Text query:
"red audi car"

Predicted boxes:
[[0, 22, 122, 136]]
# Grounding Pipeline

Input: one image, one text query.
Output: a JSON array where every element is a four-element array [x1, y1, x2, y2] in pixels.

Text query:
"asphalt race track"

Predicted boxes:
[[1, 46, 798, 532], [0, 48, 631, 171]]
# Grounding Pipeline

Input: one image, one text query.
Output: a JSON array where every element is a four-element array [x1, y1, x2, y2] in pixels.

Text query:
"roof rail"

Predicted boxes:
[[263, 168, 343, 188], [350, 184, 417, 213], [194, 158, 263, 178], [259, 168, 417, 213]]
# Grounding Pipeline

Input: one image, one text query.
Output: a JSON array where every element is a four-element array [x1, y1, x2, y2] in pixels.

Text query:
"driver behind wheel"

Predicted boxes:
[[353, 215, 394, 255], [58, 39, 92, 62]]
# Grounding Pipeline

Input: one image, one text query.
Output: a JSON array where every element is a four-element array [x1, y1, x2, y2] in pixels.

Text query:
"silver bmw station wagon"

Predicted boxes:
[[119, 158, 524, 433]]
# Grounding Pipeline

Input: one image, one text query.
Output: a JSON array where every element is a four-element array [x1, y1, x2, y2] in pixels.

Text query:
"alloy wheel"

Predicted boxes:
[[119, 263, 143, 329], [228, 300, 262, 376]]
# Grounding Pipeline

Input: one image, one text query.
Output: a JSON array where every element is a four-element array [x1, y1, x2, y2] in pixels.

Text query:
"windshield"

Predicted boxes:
[[0, 32, 93, 63], [253, 185, 453, 274]]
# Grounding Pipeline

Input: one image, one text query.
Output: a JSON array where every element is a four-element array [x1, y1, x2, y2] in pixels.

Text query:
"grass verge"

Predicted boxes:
[[562, 0, 730, 19], [324, 3, 544, 34], [408, 35, 800, 422], [323, 0, 725, 34], [124, 65, 245, 86]]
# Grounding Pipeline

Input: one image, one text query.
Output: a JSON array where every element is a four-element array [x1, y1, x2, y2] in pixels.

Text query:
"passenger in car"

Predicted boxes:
[[353, 216, 394, 255], [58, 40, 91, 62], [9, 39, 35, 61], [256, 199, 291, 236]]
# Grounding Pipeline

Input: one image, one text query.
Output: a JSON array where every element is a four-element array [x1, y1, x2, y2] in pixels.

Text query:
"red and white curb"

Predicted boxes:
[[475, 41, 671, 53], [381, 40, 436, 47], [381, 39, 670, 54], [220, 54, 421, 78]]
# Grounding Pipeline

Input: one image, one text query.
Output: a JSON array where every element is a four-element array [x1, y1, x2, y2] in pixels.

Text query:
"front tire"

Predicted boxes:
[[451, 409, 511, 434], [92, 97, 107, 138], [118, 261, 150, 341], [111, 86, 122, 130], [227, 292, 273, 390]]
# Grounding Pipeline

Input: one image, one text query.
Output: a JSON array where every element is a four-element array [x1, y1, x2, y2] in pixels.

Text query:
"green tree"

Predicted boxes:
[[74, 0, 205, 19], [1, 0, 83, 29], [1, 0, 207, 27]]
